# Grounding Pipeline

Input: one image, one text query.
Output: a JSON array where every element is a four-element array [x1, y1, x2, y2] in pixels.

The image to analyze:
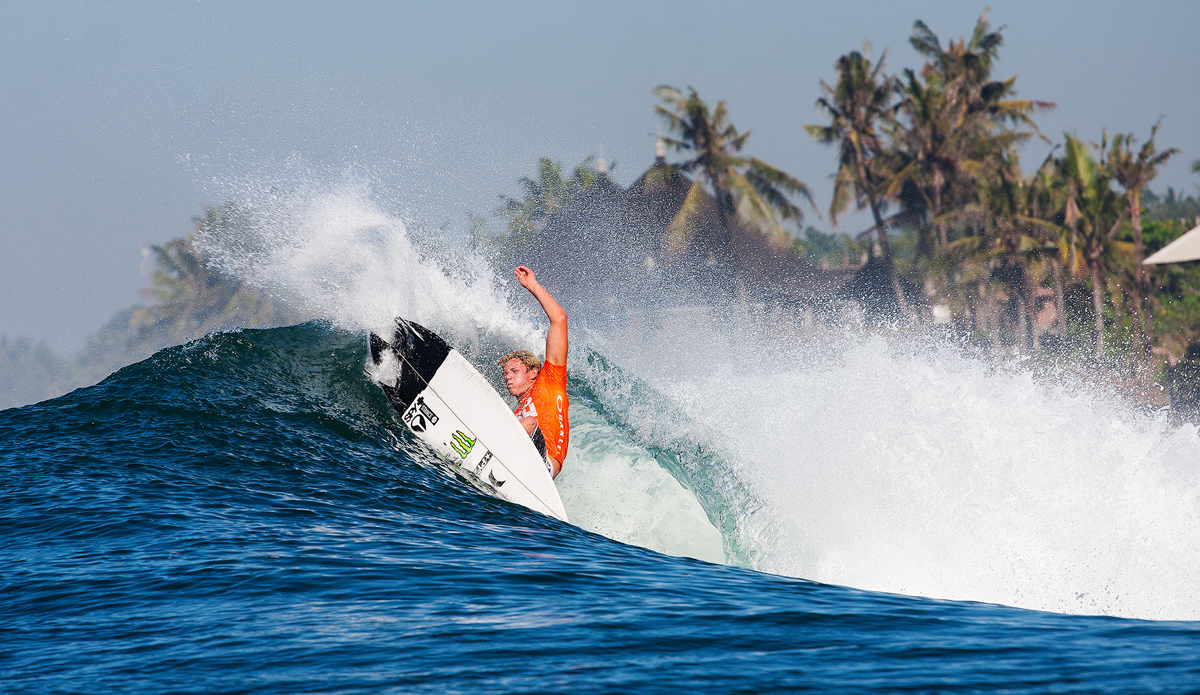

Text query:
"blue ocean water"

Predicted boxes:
[[4, 323, 1200, 693]]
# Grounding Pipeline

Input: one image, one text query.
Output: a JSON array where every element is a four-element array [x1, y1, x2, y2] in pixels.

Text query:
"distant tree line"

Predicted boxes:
[[8, 10, 1200, 409], [1, 204, 299, 409], [487, 11, 1200, 380]]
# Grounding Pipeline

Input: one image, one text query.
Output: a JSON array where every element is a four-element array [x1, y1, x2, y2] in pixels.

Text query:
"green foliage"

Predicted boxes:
[[798, 227, 860, 267], [1143, 218, 1200, 357], [655, 85, 814, 247], [795, 10, 1200, 372], [1143, 187, 1200, 224], [500, 157, 601, 238], [484, 155, 604, 263], [1144, 217, 1189, 251], [138, 206, 298, 344]]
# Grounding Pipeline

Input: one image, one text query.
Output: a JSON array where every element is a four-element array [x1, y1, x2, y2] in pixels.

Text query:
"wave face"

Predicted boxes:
[[6, 182, 1200, 692]]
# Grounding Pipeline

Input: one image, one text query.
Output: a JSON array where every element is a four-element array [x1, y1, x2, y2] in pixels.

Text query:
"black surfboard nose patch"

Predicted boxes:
[[370, 319, 451, 412]]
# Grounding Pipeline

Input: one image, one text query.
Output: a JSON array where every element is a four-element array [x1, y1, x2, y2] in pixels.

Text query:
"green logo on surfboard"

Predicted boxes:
[[450, 430, 477, 459]]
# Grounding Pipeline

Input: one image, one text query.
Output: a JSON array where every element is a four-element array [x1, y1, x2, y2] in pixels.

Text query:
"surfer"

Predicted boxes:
[[498, 266, 569, 479]]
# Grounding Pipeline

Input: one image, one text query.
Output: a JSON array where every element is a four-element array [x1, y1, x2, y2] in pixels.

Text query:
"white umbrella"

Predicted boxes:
[[1144, 225, 1200, 265]]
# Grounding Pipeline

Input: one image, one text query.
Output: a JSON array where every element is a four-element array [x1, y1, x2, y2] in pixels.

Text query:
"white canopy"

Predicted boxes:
[[1144, 225, 1200, 265]]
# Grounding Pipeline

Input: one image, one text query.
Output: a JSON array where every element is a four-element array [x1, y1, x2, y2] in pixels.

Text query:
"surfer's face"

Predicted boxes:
[[502, 359, 538, 398]]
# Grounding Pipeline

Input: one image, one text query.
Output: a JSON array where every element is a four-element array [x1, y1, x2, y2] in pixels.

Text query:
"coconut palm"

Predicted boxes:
[[149, 204, 295, 341], [805, 46, 897, 232], [884, 69, 954, 254], [654, 85, 814, 249], [1060, 134, 1126, 360], [497, 156, 602, 249], [1105, 120, 1179, 369], [976, 150, 1056, 352], [886, 12, 1052, 253], [805, 46, 911, 315]]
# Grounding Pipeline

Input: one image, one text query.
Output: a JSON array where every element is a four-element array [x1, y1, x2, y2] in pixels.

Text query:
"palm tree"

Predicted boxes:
[[885, 68, 954, 255], [1105, 120, 1179, 370], [973, 150, 1069, 352], [654, 85, 815, 250], [156, 204, 295, 337], [1060, 135, 1126, 360], [887, 12, 1052, 252], [805, 45, 911, 315], [496, 156, 602, 250]]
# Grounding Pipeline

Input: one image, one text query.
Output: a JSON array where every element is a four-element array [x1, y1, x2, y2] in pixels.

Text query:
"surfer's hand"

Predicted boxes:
[[518, 416, 538, 435], [514, 266, 538, 290]]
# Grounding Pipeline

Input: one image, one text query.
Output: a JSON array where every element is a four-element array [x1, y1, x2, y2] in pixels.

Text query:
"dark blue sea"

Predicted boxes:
[[5, 323, 1200, 694]]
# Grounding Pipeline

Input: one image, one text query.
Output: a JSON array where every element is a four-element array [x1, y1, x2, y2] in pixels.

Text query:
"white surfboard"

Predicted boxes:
[[369, 319, 568, 522]]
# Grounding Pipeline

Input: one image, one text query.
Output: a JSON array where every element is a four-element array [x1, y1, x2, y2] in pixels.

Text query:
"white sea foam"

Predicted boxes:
[[606, 314, 1200, 621], [197, 173, 1200, 620]]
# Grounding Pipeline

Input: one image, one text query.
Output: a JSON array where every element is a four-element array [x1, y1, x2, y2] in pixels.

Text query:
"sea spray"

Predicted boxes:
[[604, 313, 1200, 620], [193, 180, 520, 347], [190, 173, 1200, 619], [191, 177, 725, 562]]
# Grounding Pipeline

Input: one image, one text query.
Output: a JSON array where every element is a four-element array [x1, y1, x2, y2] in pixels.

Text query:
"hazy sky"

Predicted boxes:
[[3, 1, 1198, 349]]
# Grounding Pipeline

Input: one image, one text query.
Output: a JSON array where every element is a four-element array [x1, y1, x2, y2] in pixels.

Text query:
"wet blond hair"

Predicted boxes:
[[497, 349, 541, 372]]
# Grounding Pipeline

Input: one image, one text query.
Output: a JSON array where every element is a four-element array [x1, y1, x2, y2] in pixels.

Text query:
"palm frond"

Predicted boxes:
[[727, 171, 790, 247], [829, 164, 856, 227], [804, 123, 838, 144], [910, 19, 941, 60], [664, 180, 708, 255]]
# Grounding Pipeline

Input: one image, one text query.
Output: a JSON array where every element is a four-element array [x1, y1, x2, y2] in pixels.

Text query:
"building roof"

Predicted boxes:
[[514, 158, 839, 321], [1144, 224, 1200, 265]]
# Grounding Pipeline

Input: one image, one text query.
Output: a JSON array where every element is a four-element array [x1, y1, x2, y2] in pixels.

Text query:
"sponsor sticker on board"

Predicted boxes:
[[403, 396, 439, 433]]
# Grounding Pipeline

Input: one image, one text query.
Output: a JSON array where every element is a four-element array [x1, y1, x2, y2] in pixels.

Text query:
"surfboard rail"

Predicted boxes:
[[370, 319, 568, 522]]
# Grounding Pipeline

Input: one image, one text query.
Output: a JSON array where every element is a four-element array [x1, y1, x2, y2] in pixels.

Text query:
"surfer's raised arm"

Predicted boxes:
[[514, 266, 567, 366], [499, 266, 571, 480]]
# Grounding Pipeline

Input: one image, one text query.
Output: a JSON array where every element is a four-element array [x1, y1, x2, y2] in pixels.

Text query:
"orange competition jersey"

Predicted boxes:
[[513, 361, 570, 465]]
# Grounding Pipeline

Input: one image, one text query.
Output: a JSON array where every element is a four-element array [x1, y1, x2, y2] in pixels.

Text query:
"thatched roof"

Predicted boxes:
[[516, 173, 628, 287], [514, 159, 840, 320]]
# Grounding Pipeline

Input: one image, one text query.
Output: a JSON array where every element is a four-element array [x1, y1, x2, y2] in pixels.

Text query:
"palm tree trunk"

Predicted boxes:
[[1090, 261, 1106, 361], [1015, 291, 1030, 354], [1051, 258, 1068, 337], [933, 170, 948, 247], [867, 194, 913, 319], [1129, 192, 1151, 373], [710, 177, 739, 272], [1069, 230, 1079, 279], [1129, 283, 1147, 374], [1143, 268, 1156, 363], [1021, 285, 1035, 355]]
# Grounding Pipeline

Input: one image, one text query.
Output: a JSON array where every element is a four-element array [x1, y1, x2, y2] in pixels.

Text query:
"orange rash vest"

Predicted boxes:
[[513, 361, 570, 465]]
